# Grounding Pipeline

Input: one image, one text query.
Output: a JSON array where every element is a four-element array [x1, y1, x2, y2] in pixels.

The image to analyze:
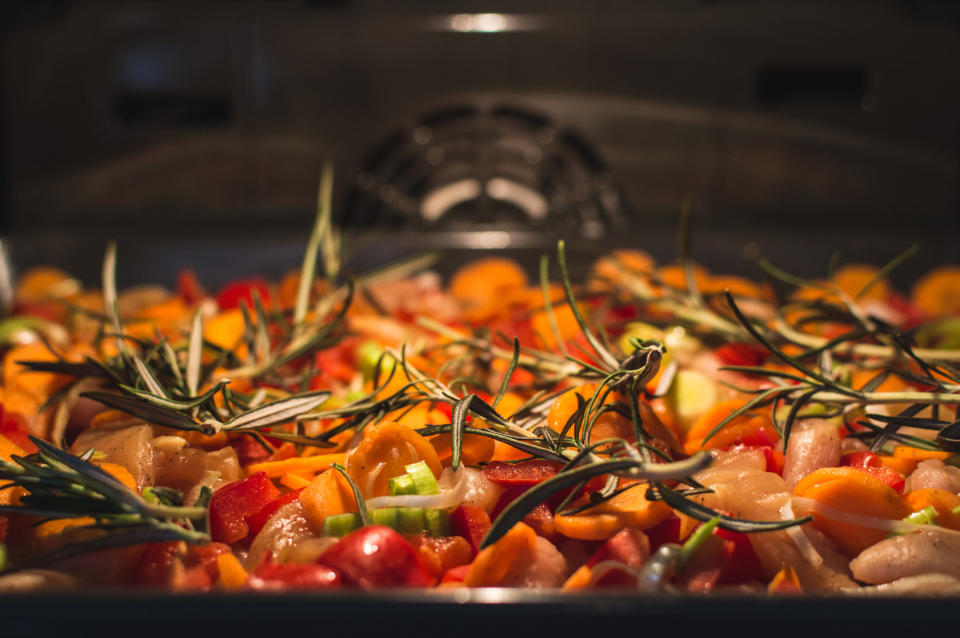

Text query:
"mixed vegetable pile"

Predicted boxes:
[[3, 196, 960, 594]]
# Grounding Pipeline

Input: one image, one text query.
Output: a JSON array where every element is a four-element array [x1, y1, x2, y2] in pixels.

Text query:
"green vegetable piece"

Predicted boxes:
[[389, 474, 417, 496], [356, 340, 388, 382], [677, 515, 721, 569], [906, 506, 940, 526], [396, 507, 426, 534], [404, 461, 439, 495], [371, 507, 399, 529], [666, 369, 718, 434], [321, 512, 363, 537], [424, 508, 452, 537], [0, 543, 8, 572]]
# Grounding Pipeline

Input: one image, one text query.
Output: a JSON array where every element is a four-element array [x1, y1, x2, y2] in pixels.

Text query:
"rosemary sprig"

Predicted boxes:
[[0, 437, 209, 572]]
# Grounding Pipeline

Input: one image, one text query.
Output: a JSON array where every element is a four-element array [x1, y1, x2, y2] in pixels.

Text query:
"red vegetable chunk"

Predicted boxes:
[[216, 278, 272, 311], [319, 525, 434, 588], [450, 505, 492, 556], [482, 460, 565, 486], [247, 562, 342, 590], [209, 472, 280, 544]]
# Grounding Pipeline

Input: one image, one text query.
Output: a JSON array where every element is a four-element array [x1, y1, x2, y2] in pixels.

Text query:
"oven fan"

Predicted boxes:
[[340, 104, 631, 240]]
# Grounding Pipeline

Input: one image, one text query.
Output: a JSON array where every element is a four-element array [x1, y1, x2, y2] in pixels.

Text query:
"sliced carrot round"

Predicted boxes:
[[912, 266, 960, 316], [345, 422, 442, 497], [904, 488, 960, 531], [832, 264, 890, 303], [554, 481, 671, 541], [464, 521, 537, 586], [794, 466, 911, 556]]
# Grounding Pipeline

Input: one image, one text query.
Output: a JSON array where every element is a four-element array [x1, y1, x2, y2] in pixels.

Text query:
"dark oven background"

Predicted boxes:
[[1, 1, 958, 288]]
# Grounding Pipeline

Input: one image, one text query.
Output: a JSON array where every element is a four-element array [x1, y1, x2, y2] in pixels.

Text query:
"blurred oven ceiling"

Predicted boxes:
[[0, 1, 958, 284]]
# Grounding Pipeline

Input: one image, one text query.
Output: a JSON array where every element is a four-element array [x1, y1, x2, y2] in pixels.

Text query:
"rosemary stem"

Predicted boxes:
[[811, 390, 960, 405], [774, 318, 960, 362]]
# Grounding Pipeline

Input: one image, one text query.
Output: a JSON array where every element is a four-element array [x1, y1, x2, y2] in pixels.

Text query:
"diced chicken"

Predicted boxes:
[[850, 528, 960, 584], [905, 459, 960, 494], [695, 464, 856, 592], [0, 570, 78, 591], [499, 536, 569, 588], [152, 436, 240, 497], [70, 422, 156, 489], [458, 466, 504, 514], [694, 447, 767, 487], [247, 501, 317, 569], [856, 573, 960, 595], [781, 419, 842, 488]]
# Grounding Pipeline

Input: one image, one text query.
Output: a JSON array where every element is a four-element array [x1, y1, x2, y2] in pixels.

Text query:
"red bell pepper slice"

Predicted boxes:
[[482, 460, 565, 486], [841, 451, 905, 493], [176, 268, 207, 305], [730, 444, 784, 475], [714, 527, 765, 585], [216, 278, 272, 311], [209, 472, 280, 544], [714, 342, 769, 367], [319, 525, 434, 588], [0, 516, 8, 545], [674, 533, 732, 592], [450, 505, 491, 556], [247, 562, 342, 590], [645, 515, 682, 551], [133, 541, 230, 589]]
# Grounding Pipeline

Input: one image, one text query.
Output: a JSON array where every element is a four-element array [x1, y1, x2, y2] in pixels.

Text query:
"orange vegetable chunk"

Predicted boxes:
[[793, 467, 911, 556]]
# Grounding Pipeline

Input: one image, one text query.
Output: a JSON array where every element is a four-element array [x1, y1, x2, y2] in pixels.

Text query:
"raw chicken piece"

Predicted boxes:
[[905, 459, 960, 494], [781, 419, 842, 488], [498, 536, 569, 588], [247, 501, 317, 569], [70, 422, 156, 489], [850, 528, 960, 584]]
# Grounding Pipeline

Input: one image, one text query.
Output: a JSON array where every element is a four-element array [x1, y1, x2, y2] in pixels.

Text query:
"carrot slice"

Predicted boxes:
[[245, 453, 347, 478], [464, 521, 537, 586], [299, 468, 356, 531], [912, 266, 960, 316], [904, 488, 960, 531], [554, 481, 671, 541], [345, 422, 442, 498], [794, 467, 911, 556], [216, 553, 249, 590]]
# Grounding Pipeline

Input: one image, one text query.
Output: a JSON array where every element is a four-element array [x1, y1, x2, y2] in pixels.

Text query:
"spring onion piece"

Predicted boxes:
[[396, 507, 426, 534], [0, 543, 8, 572], [677, 515, 721, 569], [322, 513, 362, 537], [365, 466, 467, 510], [904, 506, 939, 527], [404, 461, 439, 495], [424, 508, 452, 537], [371, 507, 399, 529], [389, 474, 417, 496]]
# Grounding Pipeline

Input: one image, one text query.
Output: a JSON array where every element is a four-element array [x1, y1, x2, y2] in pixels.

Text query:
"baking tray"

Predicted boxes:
[[1, 227, 959, 634], [0, 588, 956, 638]]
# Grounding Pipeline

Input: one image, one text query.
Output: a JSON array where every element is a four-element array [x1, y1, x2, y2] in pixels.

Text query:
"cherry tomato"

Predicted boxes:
[[318, 525, 434, 588], [247, 562, 342, 590]]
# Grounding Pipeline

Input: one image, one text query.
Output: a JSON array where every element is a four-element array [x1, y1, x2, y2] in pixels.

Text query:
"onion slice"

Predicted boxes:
[[790, 496, 954, 535], [780, 500, 823, 567], [365, 466, 466, 510]]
